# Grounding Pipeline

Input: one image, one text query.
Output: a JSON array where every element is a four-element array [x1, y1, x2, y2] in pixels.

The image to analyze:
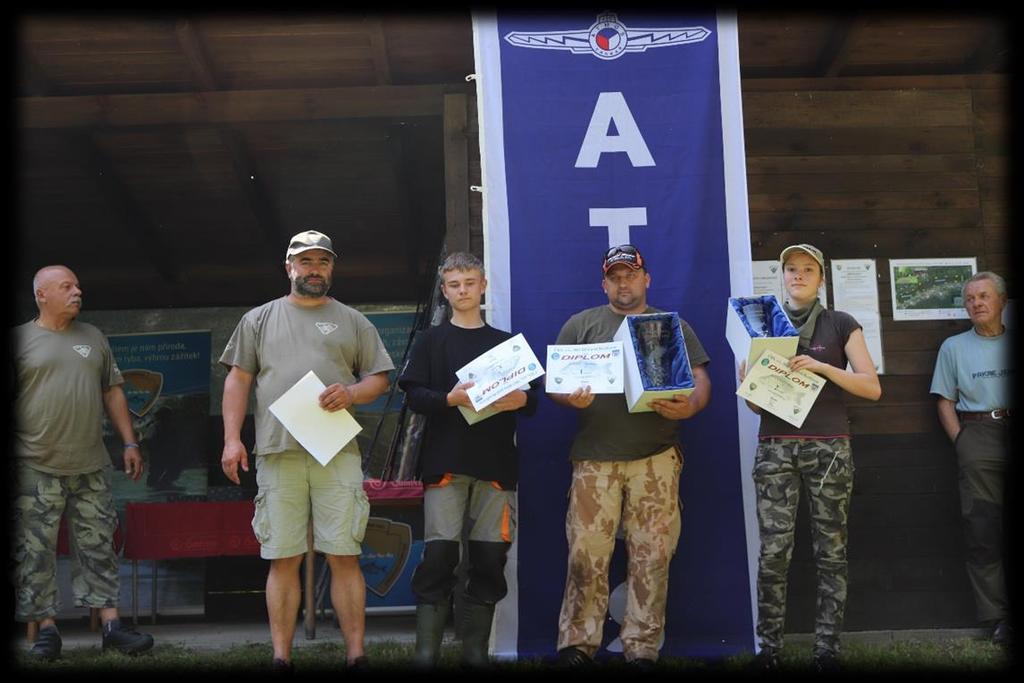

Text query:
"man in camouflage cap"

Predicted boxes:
[[13, 265, 155, 660]]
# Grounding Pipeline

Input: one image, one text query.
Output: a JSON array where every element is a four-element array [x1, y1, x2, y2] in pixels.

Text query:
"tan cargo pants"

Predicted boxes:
[[556, 445, 682, 661]]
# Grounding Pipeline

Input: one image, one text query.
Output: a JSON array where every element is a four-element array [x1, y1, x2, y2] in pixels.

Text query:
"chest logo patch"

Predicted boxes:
[[316, 322, 338, 336], [73, 345, 92, 358]]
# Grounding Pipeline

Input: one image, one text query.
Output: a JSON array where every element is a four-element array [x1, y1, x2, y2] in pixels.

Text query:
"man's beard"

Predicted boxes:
[[293, 276, 331, 298]]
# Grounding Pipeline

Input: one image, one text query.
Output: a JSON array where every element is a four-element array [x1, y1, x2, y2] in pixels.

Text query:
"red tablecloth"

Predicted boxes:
[[123, 480, 423, 561]]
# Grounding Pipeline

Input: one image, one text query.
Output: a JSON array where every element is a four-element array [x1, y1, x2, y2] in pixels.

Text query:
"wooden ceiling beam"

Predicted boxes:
[[19, 83, 469, 129], [64, 132, 178, 283], [174, 19, 220, 91], [174, 18, 283, 256], [964, 24, 1007, 73], [813, 16, 857, 78], [364, 15, 393, 85]]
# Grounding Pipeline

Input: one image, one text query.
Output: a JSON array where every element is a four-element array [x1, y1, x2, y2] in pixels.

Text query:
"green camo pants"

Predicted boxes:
[[754, 438, 853, 655], [11, 465, 121, 621]]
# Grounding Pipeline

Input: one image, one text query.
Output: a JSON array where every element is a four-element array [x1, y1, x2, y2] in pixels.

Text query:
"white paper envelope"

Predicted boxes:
[[268, 370, 362, 466], [455, 333, 545, 412], [545, 342, 624, 394]]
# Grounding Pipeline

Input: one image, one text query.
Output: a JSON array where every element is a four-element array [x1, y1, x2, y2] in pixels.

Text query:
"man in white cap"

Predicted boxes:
[[220, 230, 394, 671]]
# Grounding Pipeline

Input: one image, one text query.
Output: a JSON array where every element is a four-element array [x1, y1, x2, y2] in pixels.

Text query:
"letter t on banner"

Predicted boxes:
[[590, 207, 646, 247]]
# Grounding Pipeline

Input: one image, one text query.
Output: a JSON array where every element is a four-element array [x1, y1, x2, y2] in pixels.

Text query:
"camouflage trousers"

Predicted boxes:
[[754, 438, 853, 655], [557, 445, 682, 661], [11, 464, 121, 622]]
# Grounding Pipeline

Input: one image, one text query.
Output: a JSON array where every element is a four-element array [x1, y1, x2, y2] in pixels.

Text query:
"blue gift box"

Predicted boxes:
[[726, 295, 799, 368], [613, 312, 695, 413]]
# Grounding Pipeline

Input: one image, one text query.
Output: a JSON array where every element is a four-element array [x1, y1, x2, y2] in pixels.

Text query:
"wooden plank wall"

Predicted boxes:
[[462, 74, 1008, 630], [743, 75, 1008, 630]]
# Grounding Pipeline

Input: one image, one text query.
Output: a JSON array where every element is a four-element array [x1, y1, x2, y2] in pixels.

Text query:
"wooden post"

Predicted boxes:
[[444, 93, 470, 256]]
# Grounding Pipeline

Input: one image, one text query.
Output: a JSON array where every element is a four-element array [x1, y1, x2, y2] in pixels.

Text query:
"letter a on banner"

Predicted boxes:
[[575, 92, 656, 168], [473, 11, 760, 660]]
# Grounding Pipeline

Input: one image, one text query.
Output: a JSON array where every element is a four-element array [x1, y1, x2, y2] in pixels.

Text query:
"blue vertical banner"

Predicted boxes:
[[473, 11, 760, 658]]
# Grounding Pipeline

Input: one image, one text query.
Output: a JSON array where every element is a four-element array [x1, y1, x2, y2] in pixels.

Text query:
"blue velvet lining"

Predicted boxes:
[[729, 295, 798, 338], [627, 312, 695, 391]]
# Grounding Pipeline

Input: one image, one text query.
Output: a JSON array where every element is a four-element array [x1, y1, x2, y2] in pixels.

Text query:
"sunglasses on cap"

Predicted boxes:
[[603, 244, 645, 272]]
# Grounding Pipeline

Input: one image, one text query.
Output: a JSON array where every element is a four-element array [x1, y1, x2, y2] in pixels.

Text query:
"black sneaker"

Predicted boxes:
[[346, 655, 370, 671], [101, 618, 154, 655], [752, 646, 781, 671], [627, 657, 657, 670], [29, 625, 62, 661], [992, 620, 1012, 647], [813, 649, 841, 673], [271, 658, 294, 674], [555, 646, 593, 667]]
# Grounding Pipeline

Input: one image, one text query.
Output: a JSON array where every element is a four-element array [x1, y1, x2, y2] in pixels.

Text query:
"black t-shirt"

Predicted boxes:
[[397, 320, 539, 489], [758, 309, 862, 439]]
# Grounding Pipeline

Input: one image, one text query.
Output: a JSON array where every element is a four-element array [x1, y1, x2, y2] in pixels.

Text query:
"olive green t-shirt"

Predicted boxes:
[[14, 320, 124, 475], [219, 297, 395, 457], [555, 305, 710, 462]]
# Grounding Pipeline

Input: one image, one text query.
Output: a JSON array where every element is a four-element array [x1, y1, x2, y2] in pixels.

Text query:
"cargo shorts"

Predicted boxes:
[[252, 450, 369, 559]]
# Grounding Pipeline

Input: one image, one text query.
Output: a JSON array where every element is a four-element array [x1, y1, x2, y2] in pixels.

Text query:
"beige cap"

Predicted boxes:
[[779, 243, 824, 272]]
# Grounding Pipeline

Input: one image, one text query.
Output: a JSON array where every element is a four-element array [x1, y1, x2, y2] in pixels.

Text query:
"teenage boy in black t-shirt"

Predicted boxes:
[[398, 252, 539, 667]]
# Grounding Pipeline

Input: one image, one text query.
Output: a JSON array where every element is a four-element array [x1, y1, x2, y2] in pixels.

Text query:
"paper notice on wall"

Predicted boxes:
[[831, 259, 884, 374]]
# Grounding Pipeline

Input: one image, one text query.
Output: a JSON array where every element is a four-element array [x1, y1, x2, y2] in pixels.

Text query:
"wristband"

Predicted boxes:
[[124, 443, 140, 449]]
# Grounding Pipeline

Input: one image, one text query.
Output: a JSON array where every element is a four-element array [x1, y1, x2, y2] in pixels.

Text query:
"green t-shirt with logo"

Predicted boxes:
[[14, 320, 124, 475], [219, 297, 395, 457], [556, 304, 710, 462]]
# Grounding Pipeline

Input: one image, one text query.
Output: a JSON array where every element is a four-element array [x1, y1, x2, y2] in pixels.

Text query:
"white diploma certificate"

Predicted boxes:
[[736, 349, 827, 429], [455, 333, 545, 412], [544, 342, 624, 394], [268, 370, 363, 466]]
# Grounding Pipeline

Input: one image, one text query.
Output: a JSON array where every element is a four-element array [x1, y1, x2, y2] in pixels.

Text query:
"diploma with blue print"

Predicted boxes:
[[545, 341, 624, 394], [736, 348, 827, 428], [455, 332, 545, 412]]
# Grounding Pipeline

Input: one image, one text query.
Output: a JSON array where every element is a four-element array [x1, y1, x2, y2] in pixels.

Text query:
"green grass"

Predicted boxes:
[[13, 637, 1011, 673]]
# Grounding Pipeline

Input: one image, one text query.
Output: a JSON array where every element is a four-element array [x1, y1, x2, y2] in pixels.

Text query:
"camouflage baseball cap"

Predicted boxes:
[[285, 230, 337, 259]]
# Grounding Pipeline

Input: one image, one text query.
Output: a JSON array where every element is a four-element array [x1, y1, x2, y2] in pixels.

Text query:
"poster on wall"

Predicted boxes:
[[831, 259, 884, 374], [104, 329, 212, 506], [889, 258, 977, 321], [354, 310, 417, 476]]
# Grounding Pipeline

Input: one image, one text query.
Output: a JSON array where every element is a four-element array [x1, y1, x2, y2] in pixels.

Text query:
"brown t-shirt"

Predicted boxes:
[[556, 304, 710, 462], [758, 309, 862, 439], [14, 320, 124, 475]]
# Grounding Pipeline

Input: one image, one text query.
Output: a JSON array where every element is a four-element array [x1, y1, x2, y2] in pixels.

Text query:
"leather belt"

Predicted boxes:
[[959, 409, 1012, 421]]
